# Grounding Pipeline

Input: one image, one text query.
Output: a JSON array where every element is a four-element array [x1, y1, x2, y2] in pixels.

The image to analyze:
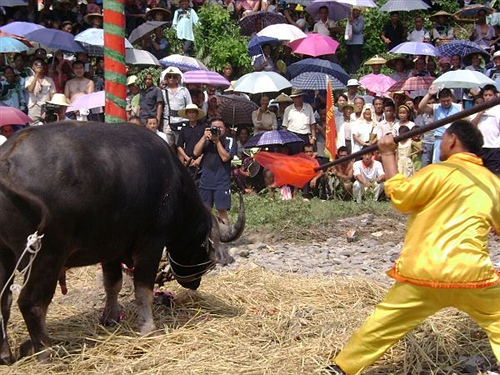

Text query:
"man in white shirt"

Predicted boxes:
[[471, 84, 500, 175], [407, 16, 430, 42], [313, 6, 340, 37], [353, 148, 385, 203]]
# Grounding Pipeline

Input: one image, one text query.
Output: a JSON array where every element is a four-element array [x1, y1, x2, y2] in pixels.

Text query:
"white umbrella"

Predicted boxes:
[[334, 0, 377, 7], [380, 0, 429, 12], [232, 71, 292, 94], [257, 24, 307, 42], [75, 28, 133, 56], [159, 54, 208, 71], [433, 70, 495, 89], [125, 49, 160, 66]]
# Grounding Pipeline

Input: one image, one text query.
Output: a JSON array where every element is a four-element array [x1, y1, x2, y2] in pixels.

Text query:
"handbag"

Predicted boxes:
[[345, 21, 353, 41]]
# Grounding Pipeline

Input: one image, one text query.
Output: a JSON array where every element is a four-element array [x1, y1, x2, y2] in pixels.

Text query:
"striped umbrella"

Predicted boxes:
[[380, 0, 429, 12], [388, 76, 435, 93], [287, 58, 349, 84], [290, 72, 346, 91], [436, 40, 485, 58], [245, 130, 304, 148], [183, 70, 230, 87], [218, 94, 259, 126], [104, 0, 127, 122]]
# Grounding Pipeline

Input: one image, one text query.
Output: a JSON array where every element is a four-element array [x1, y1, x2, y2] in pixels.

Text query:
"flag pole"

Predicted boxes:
[[314, 96, 500, 172]]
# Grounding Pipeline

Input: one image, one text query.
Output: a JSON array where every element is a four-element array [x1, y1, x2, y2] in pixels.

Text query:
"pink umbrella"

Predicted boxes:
[[287, 34, 339, 57], [0, 106, 31, 126], [359, 73, 396, 96], [67, 91, 105, 111], [183, 70, 231, 87]]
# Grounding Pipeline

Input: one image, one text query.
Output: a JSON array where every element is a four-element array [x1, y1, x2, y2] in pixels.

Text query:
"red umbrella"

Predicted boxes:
[[0, 106, 31, 126], [388, 76, 435, 92]]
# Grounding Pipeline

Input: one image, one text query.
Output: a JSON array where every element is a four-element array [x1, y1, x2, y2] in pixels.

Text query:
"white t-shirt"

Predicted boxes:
[[407, 28, 430, 42], [353, 159, 385, 182], [476, 105, 500, 148], [313, 19, 336, 36], [282, 103, 316, 134]]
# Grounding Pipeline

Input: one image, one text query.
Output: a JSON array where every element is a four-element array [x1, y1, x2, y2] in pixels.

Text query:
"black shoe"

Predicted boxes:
[[323, 364, 346, 375]]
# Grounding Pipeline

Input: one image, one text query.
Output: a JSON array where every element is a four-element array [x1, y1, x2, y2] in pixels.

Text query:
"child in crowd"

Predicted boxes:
[[172, 0, 199, 56], [396, 125, 414, 178]]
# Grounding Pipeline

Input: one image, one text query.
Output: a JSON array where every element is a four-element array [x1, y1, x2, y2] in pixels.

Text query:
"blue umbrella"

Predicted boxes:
[[287, 58, 350, 84], [24, 28, 85, 53], [390, 42, 437, 56], [290, 72, 346, 91], [0, 22, 45, 37], [0, 0, 28, 6], [245, 130, 304, 148], [248, 36, 280, 56], [0, 37, 29, 53], [436, 40, 485, 58]]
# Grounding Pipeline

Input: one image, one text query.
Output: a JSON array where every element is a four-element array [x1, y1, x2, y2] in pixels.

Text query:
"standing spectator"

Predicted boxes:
[[470, 84, 500, 175], [177, 103, 206, 172], [339, 103, 354, 154], [313, 6, 338, 37], [0, 66, 27, 113], [172, 0, 199, 56], [281, 88, 317, 154], [419, 86, 462, 163], [236, 0, 260, 19], [377, 100, 397, 140], [162, 66, 192, 146], [144, 26, 169, 60], [252, 94, 277, 134], [12, 53, 32, 79], [139, 72, 164, 126], [253, 44, 277, 72], [145, 116, 167, 141], [326, 121, 500, 375], [486, 51, 500, 80], [469, 9, 495, 50], [437, 57, 452, 76], [25, 58, 56, 125], [351, 103, 376, 154], [345, 6, 364, 74], [386, 57, 411, 81], [352, 148, 385, 203], [407, 16, 430, 43], [431, 11, 455, 45], [126, 75, 141, 121], [64, 60, 94, 103], [381, 11, 406, 51], [344, 79, 361, 104], [125, 0, 147, 36], [464, 52, 486, 74], [372, 96, 385, 123], [193, 118, 237, 225], [451, 54, 462, 71]]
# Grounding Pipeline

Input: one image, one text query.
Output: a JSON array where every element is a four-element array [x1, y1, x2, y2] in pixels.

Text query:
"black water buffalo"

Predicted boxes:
[[0, 122, 244, 363]]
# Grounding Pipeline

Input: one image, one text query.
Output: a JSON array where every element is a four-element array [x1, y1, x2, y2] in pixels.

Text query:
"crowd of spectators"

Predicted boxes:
[[0, 0, 499, 203]]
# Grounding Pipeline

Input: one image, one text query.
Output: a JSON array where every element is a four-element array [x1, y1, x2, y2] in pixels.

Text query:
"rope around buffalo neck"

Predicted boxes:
[[0, 232, 44, 339]]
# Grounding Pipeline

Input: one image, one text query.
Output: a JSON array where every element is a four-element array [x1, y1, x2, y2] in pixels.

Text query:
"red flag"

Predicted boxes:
[[325, 77, 337, 160]]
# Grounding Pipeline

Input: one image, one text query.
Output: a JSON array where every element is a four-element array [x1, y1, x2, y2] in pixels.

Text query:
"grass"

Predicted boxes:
[[229, 194, 396, 242]]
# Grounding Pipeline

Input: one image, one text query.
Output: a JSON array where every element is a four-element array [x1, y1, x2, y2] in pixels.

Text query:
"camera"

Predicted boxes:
[[210, 126, 220, 137], [43, 103, 60, 123]]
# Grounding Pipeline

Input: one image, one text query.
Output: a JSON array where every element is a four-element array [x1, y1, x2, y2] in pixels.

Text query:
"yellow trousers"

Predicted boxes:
[[334, 282, 500, 375]]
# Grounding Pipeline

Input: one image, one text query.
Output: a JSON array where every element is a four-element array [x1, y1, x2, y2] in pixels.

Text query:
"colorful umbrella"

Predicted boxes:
[[290, 72, 346, 91], [436, 40, 485, 58], [288, 33, 339, 57], [433, 70, 495, 89], [248, 35, 281, 56], [245, 130, 304, 148], [287, 58, 349, 84], [359, 74, 396, 96], [75, 28, 133, 56], [183, 70, 230, 87], [128, 21, 169, 44], [125, 49, 160, 66], [0, 36, 29, 53], [232, 71, 292, 94], [24, 28, 85, 53], [239, 11, 286, 36], [388, 76, 435, 92], [380, 0, 429, 12], [67, 91, 105, 111], [454, 4, 494, 23], [0, 22, 45, 37], [390, 42, 437, 56], [257, 24, 307, 42], [159, 54, 208, 71], [218, 94, 259, 126], [305, 0, 351, 21], [0, 106, 31, 126]]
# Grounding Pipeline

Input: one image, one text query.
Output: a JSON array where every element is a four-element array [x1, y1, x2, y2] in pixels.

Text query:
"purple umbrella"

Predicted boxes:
[[67, 91, 105, 112], [390, 42, 437, 56], [0, 22, 45, 37], [25, 28, 85, 53], [183, 70, 230, 87], [245, 130, 304, 148], [305, 0, 351, 21]]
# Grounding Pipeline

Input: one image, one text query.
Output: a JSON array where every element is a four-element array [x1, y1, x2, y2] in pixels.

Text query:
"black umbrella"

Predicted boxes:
[[128, 21, 169, 44], [218, 94, 258, 127]]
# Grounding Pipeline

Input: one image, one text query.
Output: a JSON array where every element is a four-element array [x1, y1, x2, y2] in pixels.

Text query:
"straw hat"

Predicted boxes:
[[429, 10, 454, 23], [178, 104, 205, 120], [84, 13, 103, 26], [46, 93, 70, 107], [289, 88, 305, 98], [127, 75, 138, 86], [274, 92, 293, 103], [146, 7, 171, 21], [364, 55, 387, 66], [494, 51, 500, 61], [463, 51, 490, 65], [386, 56, 414, 70], [160, 66, 183, 82], [339, 103, 355, 111]]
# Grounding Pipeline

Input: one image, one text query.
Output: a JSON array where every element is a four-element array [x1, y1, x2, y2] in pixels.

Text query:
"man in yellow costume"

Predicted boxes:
[[326, 120, 500, 375]]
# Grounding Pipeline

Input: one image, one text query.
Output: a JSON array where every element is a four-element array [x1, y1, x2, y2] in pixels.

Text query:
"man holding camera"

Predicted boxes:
[[193, 118, 236, 225], [25, 58, 56, 125]]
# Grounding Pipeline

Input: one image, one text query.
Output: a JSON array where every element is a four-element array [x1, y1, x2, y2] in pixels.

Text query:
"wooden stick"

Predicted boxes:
[[314, 96, 500, 172]]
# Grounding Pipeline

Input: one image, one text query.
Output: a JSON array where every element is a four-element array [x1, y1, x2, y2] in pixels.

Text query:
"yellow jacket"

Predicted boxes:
[[385, 153, 500, 288]]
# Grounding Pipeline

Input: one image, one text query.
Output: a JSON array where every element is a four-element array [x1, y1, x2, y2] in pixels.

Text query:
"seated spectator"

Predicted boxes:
[[236, 126, 250, 159], [0, 66, 27, 113], [0, 124, 25, 144], [236, 0, 260, 19], [353, 147, 385, 203], [252, 94, 277, 134], [327, 146, 354, 200], [386, 57, 412, 81], [464, 52, 486, 74], [469, 9, 495, 50], [438, 57, 452, 76], [451, 54, 462, 71], [302, 143, 327, 200]]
